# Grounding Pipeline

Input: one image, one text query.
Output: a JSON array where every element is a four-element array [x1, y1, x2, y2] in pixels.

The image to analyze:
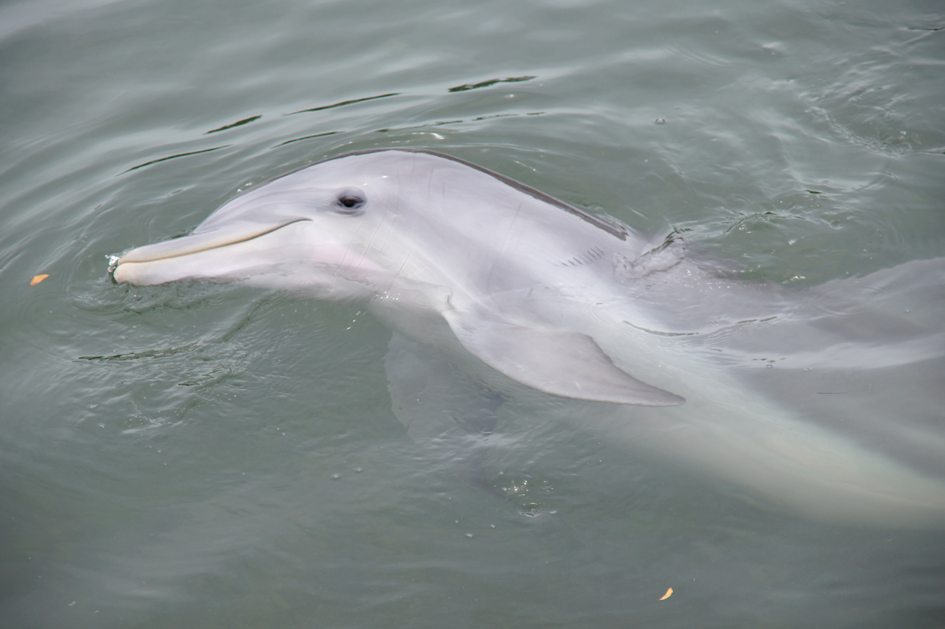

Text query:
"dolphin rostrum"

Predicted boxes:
[[112, 148, 945, 528]]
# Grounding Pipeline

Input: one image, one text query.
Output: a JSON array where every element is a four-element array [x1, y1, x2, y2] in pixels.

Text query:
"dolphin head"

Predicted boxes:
[[112, 151, 427, 299]]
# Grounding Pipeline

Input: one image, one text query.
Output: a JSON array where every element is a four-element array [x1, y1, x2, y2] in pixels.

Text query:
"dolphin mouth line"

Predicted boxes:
[[109, 218, 312, 279]]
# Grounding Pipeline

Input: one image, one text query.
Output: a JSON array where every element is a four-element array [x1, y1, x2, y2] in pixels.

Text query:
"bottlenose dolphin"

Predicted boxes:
[[112, 148, 945, 528]]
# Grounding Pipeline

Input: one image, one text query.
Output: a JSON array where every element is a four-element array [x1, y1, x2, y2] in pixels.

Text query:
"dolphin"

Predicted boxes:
[[111, 148, 945, 528]]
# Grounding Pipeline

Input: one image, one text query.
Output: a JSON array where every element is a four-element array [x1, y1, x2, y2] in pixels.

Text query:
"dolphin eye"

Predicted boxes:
[[335, 190, 366, 214]]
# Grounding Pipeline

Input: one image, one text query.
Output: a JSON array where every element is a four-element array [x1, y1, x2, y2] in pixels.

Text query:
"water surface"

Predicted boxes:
[[2, 0, 944, 626]]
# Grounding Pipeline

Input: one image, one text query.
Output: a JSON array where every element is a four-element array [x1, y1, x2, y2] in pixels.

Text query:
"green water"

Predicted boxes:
[[2, 0, 944, 626]]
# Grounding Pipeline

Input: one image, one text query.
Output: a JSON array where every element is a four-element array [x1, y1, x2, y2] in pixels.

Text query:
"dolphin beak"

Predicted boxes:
[[111, 219, 313, 286]]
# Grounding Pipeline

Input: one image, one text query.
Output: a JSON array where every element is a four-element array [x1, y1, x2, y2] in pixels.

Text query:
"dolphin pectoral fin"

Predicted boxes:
[[385, 334, 502, 492], [385, 333, 501, 440], [442, 314, 685, 406]]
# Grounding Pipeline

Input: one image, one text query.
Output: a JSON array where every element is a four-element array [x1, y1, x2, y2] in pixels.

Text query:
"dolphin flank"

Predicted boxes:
[[112, 148, 945, 528]]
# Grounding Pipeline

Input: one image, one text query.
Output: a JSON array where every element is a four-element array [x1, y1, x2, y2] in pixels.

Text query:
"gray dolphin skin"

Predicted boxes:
[[112, 148, 945, 528]]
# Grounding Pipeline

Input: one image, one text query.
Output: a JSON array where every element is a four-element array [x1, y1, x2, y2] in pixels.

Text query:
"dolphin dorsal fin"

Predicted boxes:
[[442, 313, 684, 406]]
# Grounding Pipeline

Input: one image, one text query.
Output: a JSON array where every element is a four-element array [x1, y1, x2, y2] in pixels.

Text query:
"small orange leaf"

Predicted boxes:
[[30, 274, 50, 286], [659, 587, 673, 601]]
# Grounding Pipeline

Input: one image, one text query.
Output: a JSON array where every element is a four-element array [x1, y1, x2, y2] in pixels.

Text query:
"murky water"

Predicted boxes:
[[2, 0, 944, 626]]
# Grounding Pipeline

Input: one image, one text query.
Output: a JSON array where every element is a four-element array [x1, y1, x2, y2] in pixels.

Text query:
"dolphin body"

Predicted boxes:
[[112, 149, 945, 528]]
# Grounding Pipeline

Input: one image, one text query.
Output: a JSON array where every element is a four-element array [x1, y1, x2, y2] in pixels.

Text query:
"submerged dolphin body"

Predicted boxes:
[[113, 149, 945, 527]]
